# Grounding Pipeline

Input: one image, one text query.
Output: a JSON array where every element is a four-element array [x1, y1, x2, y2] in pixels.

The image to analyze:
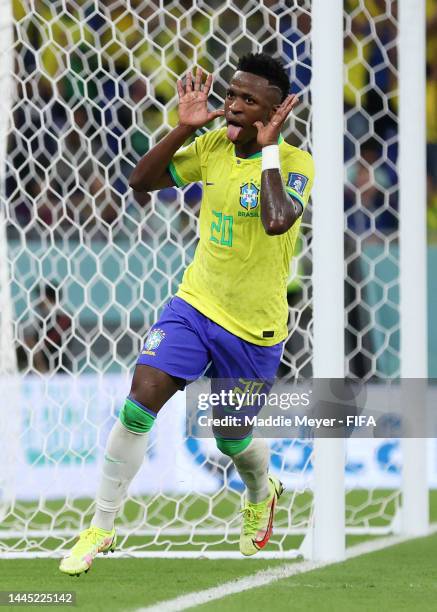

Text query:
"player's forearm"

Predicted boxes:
[[129, 124, 195, 191], [260, 170, 299, 235]]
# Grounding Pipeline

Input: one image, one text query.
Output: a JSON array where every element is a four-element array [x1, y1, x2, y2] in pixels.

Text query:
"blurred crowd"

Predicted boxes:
[[343, 0, 437, 240], [16, 284, 73, 373], [6, 0, 436, 248], [6, 0, 223, 246], [426, 2, 437, 234]]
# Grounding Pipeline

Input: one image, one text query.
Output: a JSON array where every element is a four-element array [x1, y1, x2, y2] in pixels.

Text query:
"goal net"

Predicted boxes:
[[0, 0, 407, 558]]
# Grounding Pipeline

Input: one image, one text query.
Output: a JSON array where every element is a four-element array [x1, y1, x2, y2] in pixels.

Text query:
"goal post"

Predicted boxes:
[[398, 0, 428, 537], [0, 0, 16, 377], [0, 0, 19, 521], [311, 0, 345, 562]]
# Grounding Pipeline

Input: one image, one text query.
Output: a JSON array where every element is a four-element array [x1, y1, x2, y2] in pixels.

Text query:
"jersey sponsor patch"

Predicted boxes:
[[287, 173, 308, 195]]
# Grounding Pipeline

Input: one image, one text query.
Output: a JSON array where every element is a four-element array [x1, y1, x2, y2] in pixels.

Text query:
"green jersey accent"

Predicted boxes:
[[169, 127, 315, 346]]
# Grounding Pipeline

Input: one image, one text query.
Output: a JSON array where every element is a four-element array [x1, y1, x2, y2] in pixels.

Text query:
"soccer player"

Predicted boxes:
[[60, 53, 314, 575]]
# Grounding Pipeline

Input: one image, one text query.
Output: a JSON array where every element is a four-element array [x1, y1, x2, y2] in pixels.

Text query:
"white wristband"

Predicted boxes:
[[261, 145, 280, 171]]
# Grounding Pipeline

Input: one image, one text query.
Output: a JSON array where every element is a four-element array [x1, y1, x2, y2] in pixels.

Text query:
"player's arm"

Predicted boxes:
[[129, 68, 224, 193], [254, 95, 301, 236], [260, 164, 303, 235], [129, 125, 195, 192]]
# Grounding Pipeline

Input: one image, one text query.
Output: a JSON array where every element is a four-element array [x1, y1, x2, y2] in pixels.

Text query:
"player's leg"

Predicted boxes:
[[218, 435, 270, 503], [59, 365, 182, 576], [91, 365, 184, 533], [208, 328, 283, 555], [217, 435, 284, 556], [59, 300, 210, 575]]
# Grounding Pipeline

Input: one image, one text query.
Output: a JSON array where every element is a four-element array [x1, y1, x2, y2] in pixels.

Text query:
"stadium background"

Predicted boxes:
[[0, 1, 437, 607], [5, 0, 437, 381]]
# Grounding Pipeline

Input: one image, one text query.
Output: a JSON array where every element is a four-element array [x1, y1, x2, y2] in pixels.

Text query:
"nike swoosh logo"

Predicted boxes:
[[252, 498, 276, 550], [206, 182, 214, 186]]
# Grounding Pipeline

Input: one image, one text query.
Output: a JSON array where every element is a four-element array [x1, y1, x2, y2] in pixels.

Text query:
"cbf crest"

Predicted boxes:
[[142, 328, 166, 356], [239, 182, 259, 210]]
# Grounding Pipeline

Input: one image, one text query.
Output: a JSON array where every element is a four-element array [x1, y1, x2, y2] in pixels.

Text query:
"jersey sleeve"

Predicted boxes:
[[167, 137, 203, 187], [283, 152, 315, 209]]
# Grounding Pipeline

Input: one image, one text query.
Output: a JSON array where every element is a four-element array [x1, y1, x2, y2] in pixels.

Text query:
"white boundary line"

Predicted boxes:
[[0, 550, 301, 560], [134, 525, 437, 612], [134, 559, 324, 612]]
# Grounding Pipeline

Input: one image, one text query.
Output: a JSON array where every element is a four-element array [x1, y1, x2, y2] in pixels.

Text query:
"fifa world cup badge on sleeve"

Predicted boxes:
[[142, 328, 166, 356], [287, 173, 308, 195]]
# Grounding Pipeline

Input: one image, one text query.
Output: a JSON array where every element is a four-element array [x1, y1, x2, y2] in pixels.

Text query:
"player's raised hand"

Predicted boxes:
[[177, 67, 224, 129], [253, 94, 299, 147]]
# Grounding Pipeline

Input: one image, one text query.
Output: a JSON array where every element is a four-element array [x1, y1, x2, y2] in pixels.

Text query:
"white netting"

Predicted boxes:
[[0, 0, 404, 558], [343, 0, 401, 533]]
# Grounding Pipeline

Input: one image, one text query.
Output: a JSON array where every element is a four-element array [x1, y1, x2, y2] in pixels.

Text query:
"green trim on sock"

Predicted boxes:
[[215, 436, 253, 457], [120, 398, 156, 433]]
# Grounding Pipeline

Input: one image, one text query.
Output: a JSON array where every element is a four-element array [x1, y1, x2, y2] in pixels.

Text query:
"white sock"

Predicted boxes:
[[91, 419, 149, 531], [232, 438, 270, 503]]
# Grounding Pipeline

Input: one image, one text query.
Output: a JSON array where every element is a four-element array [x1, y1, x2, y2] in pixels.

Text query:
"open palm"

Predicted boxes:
[[253, 94, 299, 147], [177, 67, 224, 128]]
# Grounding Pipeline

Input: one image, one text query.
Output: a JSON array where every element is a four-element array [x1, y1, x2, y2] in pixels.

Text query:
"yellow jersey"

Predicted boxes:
[[168, 127, 314, 346]]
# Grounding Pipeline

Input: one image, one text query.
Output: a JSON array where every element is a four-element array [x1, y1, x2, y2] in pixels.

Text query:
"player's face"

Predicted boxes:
[[225, 71, 282, 144]]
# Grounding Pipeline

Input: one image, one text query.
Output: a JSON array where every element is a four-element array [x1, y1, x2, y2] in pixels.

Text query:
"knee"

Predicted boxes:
[[129, 365, 183, 413], [129, 371, 161, 406], [119, 397, 156, 434], [215, 435, 252, 457]]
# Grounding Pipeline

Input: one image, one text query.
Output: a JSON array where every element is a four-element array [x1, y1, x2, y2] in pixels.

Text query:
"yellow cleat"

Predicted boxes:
[[239, 475, 284, 556], [59, 526, 116, 576]]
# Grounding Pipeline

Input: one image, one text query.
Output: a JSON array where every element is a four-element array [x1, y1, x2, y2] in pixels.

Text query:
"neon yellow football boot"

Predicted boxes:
[[59, 526, 116, 576], [239, 475, 284, 556]]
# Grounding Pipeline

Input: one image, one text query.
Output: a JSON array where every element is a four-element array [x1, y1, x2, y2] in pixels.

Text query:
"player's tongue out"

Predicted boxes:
[[227, 123, 243, 141]]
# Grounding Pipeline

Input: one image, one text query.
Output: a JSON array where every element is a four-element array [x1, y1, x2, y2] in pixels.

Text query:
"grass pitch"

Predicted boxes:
[[1, 491, 436, 611], [196, 533, 437, 612], [1, 534, 437, 611]]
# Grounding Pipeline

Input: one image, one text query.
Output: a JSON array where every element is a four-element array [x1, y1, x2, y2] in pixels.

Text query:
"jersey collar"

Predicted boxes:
[[235, 134, 284, 160]]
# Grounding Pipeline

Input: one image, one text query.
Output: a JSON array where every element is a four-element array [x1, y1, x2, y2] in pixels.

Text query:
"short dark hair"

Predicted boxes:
[[236, 53, 290, 102]]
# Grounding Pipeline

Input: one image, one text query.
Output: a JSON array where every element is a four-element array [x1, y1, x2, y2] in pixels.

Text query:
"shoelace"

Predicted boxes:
[[73, 528, 104, 554], [240, 505, 264, 536]]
